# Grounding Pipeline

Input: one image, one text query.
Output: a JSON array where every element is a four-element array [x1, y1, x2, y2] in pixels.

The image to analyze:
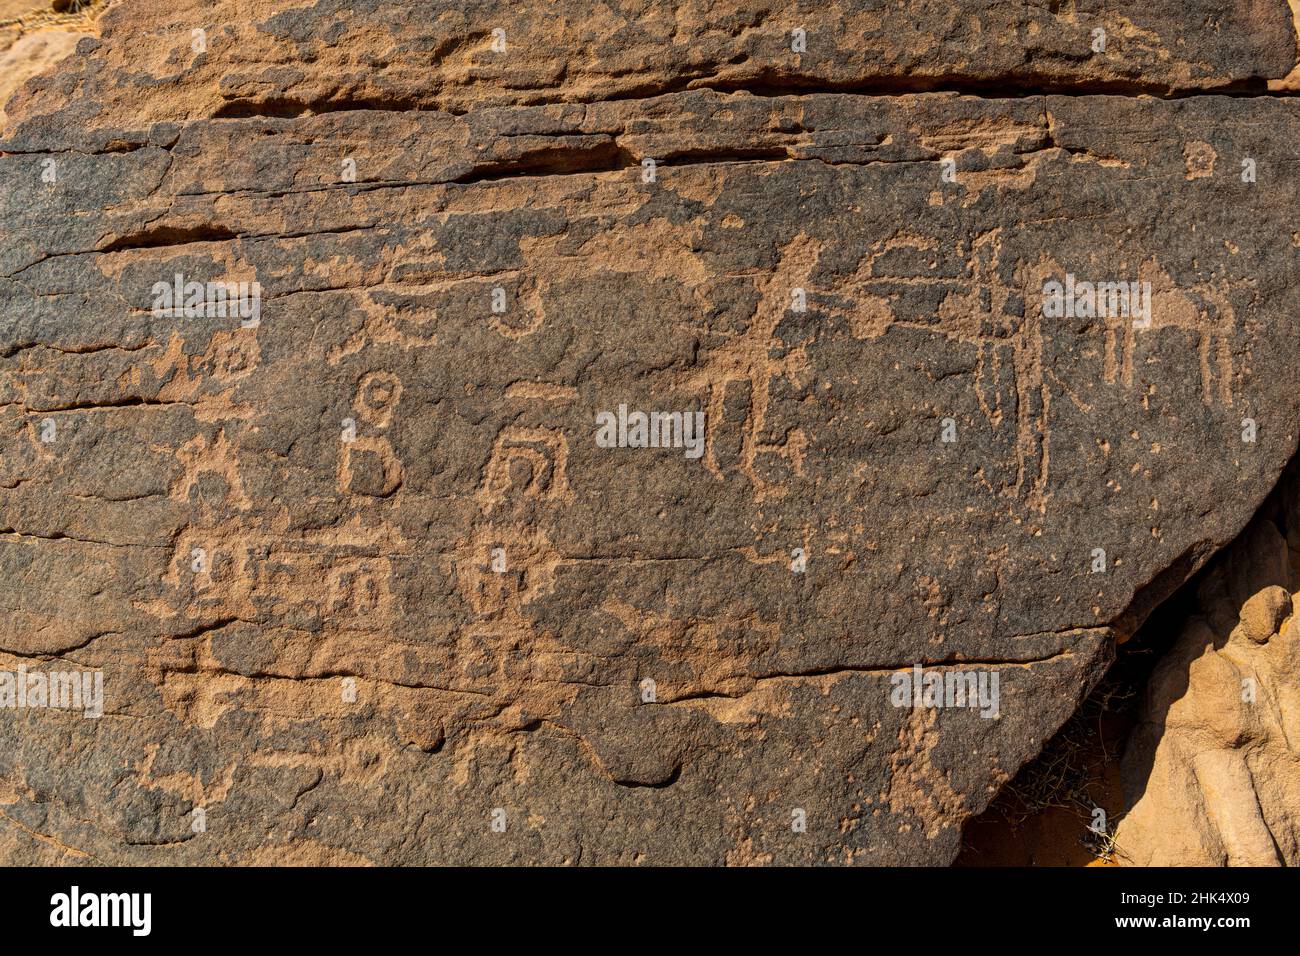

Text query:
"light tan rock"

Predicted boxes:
[[1116, 469, 1300, 866], [0, 29, 90, 131], [1267, 0, 1300, 90]]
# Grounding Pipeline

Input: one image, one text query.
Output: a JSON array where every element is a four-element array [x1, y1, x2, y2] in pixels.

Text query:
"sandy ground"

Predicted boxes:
[[957, 723, 1126, 867]]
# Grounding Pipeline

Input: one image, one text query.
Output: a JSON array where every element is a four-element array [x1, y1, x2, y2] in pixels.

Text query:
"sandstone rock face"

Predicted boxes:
[[0, 30, 87, 129], [0, 0, 1296, 864], [1115, 464, 1300, 866], [0, 0, 97, 131]]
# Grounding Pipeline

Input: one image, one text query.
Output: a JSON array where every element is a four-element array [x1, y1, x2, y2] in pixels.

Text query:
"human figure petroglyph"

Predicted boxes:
[[338, 372, 406, 497]]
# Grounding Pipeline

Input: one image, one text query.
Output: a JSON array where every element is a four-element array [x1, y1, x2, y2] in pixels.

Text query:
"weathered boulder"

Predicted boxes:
[[0, 0, 1296, 864], [7, 0, 1297, 128], [0, 30, 86, 129], [1115, 463, 1300, 866]]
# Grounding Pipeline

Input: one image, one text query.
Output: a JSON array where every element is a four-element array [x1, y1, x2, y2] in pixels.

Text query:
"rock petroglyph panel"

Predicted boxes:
[[0, 0, 1297, 865]]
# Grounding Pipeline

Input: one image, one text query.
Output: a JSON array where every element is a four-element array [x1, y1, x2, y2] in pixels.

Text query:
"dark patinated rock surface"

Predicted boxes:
[[0, 0, 1296, 864]]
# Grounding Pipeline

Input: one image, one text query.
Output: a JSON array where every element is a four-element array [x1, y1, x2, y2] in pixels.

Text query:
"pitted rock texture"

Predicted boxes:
[[0, 0, 1297, 864], [1115, 462, 1300, 866]]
